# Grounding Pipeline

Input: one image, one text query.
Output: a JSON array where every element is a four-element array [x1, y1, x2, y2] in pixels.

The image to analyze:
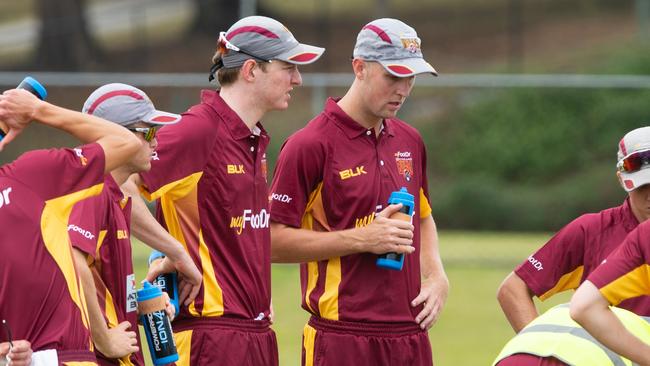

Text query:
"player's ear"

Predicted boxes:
[[352, 58, 367, 80], [240, 59, 258, 82]]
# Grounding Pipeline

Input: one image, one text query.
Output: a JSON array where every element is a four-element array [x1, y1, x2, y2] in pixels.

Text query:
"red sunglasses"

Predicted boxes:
[[617, 149, 650, 173]]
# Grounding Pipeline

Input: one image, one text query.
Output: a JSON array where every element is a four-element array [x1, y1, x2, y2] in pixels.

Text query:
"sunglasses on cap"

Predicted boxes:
[[217, 32, 272, 63], [128, 127, 156, 142], [617, 148, 650, 173]]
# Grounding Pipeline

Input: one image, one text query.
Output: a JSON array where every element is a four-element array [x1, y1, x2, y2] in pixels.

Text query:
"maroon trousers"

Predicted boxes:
[[302, 316, 433, 366], [171, 317, 278, 366]]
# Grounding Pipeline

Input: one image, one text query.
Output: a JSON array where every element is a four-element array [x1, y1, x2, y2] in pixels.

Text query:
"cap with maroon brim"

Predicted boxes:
[[353, 18, 437, 78], [83, 83, 181, 127]]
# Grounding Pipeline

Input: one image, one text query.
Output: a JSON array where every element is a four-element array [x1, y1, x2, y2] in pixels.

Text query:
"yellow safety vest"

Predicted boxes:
[[493, 303, 650, 366]]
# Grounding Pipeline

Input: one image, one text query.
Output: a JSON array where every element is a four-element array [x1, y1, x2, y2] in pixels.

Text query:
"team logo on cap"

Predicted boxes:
[[400, 37, 421, 54], [395, 151, 414, 182]]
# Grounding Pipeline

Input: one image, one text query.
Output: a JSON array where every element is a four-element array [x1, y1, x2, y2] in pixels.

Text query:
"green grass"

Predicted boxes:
[[131, 230, 571, 366]]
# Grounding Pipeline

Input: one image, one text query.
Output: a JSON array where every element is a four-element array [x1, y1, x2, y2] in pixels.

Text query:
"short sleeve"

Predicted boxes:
[[418, 137, 431, 218], [139, 109, 214, 201], [588, 224, 650, 306], [514, 216, 589, 300], [269, 131, 326, 228], [7, 143, 105, 202], [68, 193, 106, 260]]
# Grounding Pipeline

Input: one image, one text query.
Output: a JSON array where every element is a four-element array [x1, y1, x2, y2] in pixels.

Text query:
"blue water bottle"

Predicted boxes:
[[148, 251, 180, 316], [17, 76, 47, 101], [376, 187, 415, 271], [137, 282, 179, 365], [1, 77, 47, 142]]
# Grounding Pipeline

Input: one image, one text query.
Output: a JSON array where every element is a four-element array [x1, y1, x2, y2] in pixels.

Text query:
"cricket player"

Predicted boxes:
[[68, 84, 183, 366], [570, 128, 650, 365], [496, 126, 650, 365], [0, 88, 141, 365], [269, 18, 447, 366], [123, 16, 324, 365]]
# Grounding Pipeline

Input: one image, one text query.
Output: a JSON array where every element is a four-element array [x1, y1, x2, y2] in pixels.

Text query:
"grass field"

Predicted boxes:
[[131, 230, 570, 366]]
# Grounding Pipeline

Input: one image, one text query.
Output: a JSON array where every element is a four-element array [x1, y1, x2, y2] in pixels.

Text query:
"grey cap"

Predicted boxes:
[[617, 126, 650, 192], [82, 83, 181, 126], [219, 16, 325, 69], [353, 18, 437, 77]]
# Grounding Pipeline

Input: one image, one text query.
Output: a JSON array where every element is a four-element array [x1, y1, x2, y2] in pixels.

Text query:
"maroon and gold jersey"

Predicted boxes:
[[139, 90, 271, 320], [269, 98, 432, 323], [0, 144, 105, 352], [69, 175, 144, 366], [514, 199, 650, 314], [588, 220, 650, 309]]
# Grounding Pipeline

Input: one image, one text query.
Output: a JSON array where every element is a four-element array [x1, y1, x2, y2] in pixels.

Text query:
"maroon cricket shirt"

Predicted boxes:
[[270, 97, 433, 323], [139, 90, 271, 321], [589, 220, 650, 308], [515, 199, 650, 315], [69, 175, 144, 365], [0, 144, 105, 352]]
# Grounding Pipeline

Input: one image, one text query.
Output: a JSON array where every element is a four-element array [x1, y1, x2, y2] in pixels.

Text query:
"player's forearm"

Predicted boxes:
[[32, 102, 140, 173], [419, 215, 448, 288], [71, 249, 111, 347], [122, 176, 186, 260], [419, 216, 445, 278], [270, 222, 365, 263], [497, 272, 538, 332], [571, 281, 650, 365]]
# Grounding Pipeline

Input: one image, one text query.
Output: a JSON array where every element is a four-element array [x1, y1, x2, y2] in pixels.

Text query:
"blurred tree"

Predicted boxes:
[[192, 0, 239, 35], [35, 0, 102, 70]]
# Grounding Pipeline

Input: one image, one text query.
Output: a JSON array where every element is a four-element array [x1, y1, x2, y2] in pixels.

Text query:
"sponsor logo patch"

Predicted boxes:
[[527, 255, 544, 271], [400, 37, 421, 54], [230, 209, 270, 235], [117, 229, 128, 240], [394, 151, 414, 182], [68, 224, 95, 240], [126, 273, 137, 312], [339, 166, 367, 180], [74, 148, 88, 166], [0, 187, 12, 208], [227, 164, 245, 174], [270, 193, 292, 203]]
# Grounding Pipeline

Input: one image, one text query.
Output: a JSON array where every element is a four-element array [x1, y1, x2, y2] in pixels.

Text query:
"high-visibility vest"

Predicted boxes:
[[493, 303, 650, 366]]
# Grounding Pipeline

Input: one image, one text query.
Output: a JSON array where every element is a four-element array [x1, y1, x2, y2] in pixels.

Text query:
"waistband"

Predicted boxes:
[[57, 349, 98, 363], [173, 316, 272, 333], [308, 316, 425, 337]]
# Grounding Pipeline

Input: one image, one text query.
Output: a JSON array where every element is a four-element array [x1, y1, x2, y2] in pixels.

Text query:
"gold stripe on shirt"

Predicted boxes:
[[319, 257, 341, 321], [155, 173, 223, 317], [140, 172, 203, 202], [302, 183, 324, 315], [419, 188, 431, 219], [42, 183, 104, 342], [539, 265, 584, 301], [599, 264, 650, 306]]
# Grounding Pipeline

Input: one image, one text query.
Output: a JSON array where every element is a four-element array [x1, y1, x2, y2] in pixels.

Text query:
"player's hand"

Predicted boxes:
[[356, 204, 415, 255], [146, 252, 201, 306], [411, 275, 449, 330], [96, 321, 139, 359], [269, 300, 275, 324], [0, 89, 41, 151], [162, 292, 176, 321], [0, 340, 32, 366]]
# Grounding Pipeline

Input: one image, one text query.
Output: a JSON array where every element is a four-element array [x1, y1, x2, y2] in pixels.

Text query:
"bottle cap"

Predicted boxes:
[[137, 281, 162, 302], [19, 77, 47, 100], [388, 187, 414, 214]]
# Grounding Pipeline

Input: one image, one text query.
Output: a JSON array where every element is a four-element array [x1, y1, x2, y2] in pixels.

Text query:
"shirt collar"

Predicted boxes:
[[324, 97, 395, 139], [622, 197, 641, 230], [201, 89, 268, 140], [104, 174, 125, 202]]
